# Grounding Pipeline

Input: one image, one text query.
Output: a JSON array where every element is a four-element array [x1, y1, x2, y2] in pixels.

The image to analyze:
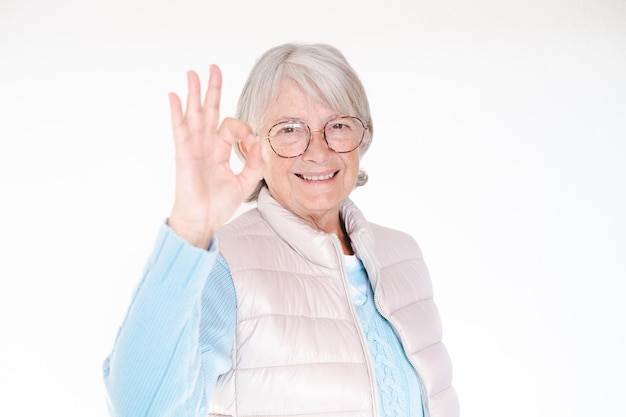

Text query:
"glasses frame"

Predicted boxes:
[[261, 116, 368, 158]]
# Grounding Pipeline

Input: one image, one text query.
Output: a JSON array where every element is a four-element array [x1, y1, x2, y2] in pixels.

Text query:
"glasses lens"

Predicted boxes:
[[325, 117, 364, 152], [268, 121, 309, 157]]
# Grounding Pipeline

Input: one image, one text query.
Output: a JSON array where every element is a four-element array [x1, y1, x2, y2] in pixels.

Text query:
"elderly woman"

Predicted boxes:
[[104, 44, 458, 417]]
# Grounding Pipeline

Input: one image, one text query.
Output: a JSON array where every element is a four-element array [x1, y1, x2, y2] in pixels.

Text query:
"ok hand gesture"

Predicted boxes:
[[167, 65, 264, 248]]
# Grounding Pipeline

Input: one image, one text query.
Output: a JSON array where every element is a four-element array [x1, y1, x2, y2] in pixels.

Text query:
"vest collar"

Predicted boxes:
[[256, 187, 375, 270]]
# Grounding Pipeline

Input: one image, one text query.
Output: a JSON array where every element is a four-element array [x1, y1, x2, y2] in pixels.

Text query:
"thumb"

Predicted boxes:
[[237, 138, 265, 195]]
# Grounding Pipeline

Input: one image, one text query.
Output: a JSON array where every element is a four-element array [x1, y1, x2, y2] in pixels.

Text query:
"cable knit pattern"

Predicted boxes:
[[345, 256, 423, 417]]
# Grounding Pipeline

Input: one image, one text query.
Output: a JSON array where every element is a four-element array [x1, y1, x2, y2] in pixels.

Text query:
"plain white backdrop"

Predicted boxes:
[[1, 0, 625, 415]]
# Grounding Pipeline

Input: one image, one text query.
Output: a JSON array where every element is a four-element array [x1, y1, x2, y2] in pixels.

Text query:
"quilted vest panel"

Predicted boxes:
[[211, 188, 459, 417]]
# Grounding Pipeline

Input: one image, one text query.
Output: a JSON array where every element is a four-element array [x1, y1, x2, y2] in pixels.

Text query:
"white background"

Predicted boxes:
[[1, 0, 625, 416]]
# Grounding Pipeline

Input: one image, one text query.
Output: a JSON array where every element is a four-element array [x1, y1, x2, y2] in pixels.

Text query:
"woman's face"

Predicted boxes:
[[259, 78, 362, 229]]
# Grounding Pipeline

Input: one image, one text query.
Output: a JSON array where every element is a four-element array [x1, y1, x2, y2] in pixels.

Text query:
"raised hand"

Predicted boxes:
[[167, 65, 264, 248]]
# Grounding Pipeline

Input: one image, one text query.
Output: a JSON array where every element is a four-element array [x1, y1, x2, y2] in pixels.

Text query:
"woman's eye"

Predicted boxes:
[[331, 122, 352, 131], [279, 123, 303, 135]]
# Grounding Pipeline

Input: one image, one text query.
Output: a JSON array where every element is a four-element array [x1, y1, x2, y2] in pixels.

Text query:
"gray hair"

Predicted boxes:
[[235, 43, 373, 201]]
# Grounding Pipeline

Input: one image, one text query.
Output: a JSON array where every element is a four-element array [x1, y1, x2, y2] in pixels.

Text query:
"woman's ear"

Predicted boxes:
[[237, 133, 263, 162], [237, 135, 258, 159], [237, 140, 249, 159]]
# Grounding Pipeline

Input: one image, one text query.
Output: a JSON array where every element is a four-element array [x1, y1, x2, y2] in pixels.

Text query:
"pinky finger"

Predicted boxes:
[[168, 92, 184, 128]]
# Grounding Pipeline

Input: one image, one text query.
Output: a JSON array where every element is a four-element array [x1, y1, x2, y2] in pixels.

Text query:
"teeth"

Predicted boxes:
[[302, 172, 335, 181]]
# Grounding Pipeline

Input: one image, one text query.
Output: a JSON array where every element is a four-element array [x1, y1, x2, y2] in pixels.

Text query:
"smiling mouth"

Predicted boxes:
[[296, 171, 339, 181]]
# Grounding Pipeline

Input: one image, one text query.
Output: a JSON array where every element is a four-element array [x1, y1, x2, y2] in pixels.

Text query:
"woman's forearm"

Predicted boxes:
[[103, 225, 219, 417]]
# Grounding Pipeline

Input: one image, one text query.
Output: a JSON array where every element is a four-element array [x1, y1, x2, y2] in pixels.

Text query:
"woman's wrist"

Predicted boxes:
[[167, 216, 214, 249]]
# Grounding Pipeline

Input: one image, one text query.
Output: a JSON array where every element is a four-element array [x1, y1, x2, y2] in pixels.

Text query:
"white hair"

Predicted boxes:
[[235, 43, 373, 201]]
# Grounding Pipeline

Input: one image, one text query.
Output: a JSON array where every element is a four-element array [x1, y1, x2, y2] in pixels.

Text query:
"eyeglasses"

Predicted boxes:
[[261, 116, 368, 158]]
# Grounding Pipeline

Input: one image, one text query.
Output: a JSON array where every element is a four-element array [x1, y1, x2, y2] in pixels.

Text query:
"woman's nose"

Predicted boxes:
[[302, 129, 332, 160]]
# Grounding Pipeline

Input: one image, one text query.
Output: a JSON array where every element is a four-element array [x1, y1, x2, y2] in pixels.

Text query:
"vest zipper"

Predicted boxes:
[[332, 234, 380, 417], [353, 232, 432, 417]]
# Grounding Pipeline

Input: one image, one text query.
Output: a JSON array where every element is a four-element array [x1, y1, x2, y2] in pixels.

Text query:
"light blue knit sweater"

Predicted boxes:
[[103, 225, 423, 417]]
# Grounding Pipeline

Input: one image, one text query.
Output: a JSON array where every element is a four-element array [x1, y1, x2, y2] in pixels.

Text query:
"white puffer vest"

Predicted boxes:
[[211, 188, 459, 417]]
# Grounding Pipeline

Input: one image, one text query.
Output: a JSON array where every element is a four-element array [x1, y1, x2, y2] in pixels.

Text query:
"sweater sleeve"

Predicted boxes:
[[102, 224, 237, 417]]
